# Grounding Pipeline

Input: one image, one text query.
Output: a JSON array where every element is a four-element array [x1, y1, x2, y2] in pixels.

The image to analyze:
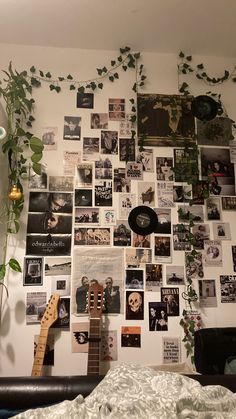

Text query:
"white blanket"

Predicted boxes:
[[13, 363, 236, 418]]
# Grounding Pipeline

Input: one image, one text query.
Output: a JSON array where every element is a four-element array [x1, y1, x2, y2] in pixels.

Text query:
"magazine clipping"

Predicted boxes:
[[220, 275, 236, 303], [199, 279, 217, 307], [162, 337, 181, 364], [204, 240, 222, 266]]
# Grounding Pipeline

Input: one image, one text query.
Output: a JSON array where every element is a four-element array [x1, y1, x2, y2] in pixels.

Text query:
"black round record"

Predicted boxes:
[[191, 95, 218, 121], [128, 205, 158, 235]]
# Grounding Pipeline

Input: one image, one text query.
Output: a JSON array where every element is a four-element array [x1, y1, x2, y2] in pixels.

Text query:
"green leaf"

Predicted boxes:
[[102, 66, 107, 73], [98, 83, 103, 89], [30, 77, 41, 87], [179, 51, 185, 58], [55, 86, 61, 93], [111, 60, 116, 66], [186, 55, 192, 61], [31, 152, 43, 163], [96, 68, 103, 76], [114, 72, 119, 79], [67, 74, 73, 80], [39, 70, 44, 77], [14, 220, 20, 233], [58, 76, 65, 81], [197, 63, 204, 69], [109, 76, 114, 82], [49, 84, 55, 91], [30, 66, 36, 73], [69, 85, 76, 90], [9, 258, 22, 272], [29, 137, 44, 153], [0, 264, 6, 280], [134, 52, 140, 59], [122, 65, 127, 71], [118, 55, 122, 62], [78, 86, 85, 93], [32, 162, 42, 175]]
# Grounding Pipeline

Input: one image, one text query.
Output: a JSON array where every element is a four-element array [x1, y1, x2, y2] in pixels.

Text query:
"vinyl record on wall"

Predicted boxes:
[[128, 205, 158, 235], [191, 95, 218, 121]]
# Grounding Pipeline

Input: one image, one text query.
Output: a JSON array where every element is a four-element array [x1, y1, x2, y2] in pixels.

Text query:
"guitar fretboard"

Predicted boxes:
[[87, 318, 101, 376], [31, 327, 49, 377]]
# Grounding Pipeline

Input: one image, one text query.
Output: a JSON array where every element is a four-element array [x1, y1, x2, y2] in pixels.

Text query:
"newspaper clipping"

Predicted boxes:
[[162, 337, 180, 364]]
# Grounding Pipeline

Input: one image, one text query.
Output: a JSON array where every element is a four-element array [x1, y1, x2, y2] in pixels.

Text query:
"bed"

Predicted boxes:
[[1, 327, 236, 418]]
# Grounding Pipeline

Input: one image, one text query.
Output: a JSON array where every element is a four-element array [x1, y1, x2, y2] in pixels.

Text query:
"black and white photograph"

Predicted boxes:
[[101, 130, 118, 154], [174, 148, 198, 183], [26, 292, 47, 324], [75, 163, 93, 187], [136, 248, 152, 264], [114, 168, 131, 192], [133, 233, 151, 248], [91, 113, 108, 129], [95, 166, 112, 180], [119, 113, 135, 137], [126, 290, 144, 320], [173, 185, 192, 203], [125, 248, 152, 268], [27, 213, 72, 235], [178, 205, 204, 223], [74, 227, 110, 246], [74, 189, 93, 207], [153, 209, 171, 234], [146, 264, 163, 290], [125, 269, 144, 289], [192, 181, 209, 205], [119, 193, 136, 219], [126, 162, 143, 181], [45, 257, 71, 276], [29, 163, 48, 190], [23, 257, 43, 286], [136, 148, 154, 172], [41, 126, 57, 150], [29, 192, 73, 214], [204, 240, 222, 266], [154, 236, 171, 263], [121, 326, 141, 348], [220, 275, 236, 303], [166, 266, 185, 285], [119, 138, 135, 162], [138, 181, 155, 206], [26, 234, 72, 256], [72, 247, 123, 316], [213, 222, 231, 240], [75, 207, 100, 224], [157, 181, 174, 207], [185, 251, 204, 279], [113, 221, 131, 246], [109, 98, 125, 121], [197, 117, 233, 146], [161, 288, 180, 316], [63, 116, 81, 140], [198, 279, 217, 307], [137, 93, 195, 146], [72, 323, 89, 352], [222, 196, 236, 211], [200, 147, 235, 196], [206, 197, 221, 220], [149, 302, 168, 331], [156, 157, 173, 181], [192, 224, 210, 249], [94, 180, 112, 206], [173, 224, 191, 251], [49, 176, 74, 192], [76, 92, 94, 109], [53, 297, 70, 329], [83, 137, 100, 161], [50, 275, 71, 296]]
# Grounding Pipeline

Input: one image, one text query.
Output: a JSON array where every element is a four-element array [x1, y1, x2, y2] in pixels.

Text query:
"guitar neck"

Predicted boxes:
[[87, 318, 101, 376], [31, 327, 49, 377]]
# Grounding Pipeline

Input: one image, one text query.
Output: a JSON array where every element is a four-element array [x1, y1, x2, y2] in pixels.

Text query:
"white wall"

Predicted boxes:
[[0, 42, 236, 376]]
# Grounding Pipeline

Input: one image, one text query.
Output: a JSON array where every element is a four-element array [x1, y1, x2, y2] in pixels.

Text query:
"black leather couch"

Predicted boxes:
[[1, 327, 236, 417]]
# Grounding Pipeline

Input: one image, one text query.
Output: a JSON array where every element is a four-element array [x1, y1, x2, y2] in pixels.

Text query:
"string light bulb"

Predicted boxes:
[[8, 185, 22, 201]]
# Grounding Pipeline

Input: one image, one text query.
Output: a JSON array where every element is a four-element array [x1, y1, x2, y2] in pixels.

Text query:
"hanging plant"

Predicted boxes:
[[0, 62, 44, 292]]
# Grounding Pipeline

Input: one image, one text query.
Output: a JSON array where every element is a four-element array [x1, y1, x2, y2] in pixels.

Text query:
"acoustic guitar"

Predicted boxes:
[[31, 293, 60, 377], [87, 282, 104, 376]]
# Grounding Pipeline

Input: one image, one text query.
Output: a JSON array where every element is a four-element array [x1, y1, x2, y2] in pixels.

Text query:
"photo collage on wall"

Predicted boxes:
[[24, 91, 236, 361]]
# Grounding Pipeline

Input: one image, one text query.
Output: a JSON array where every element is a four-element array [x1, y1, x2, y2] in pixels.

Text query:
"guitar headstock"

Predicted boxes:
[[41, 293, 60, 328], [87, 282, 104, 318]]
